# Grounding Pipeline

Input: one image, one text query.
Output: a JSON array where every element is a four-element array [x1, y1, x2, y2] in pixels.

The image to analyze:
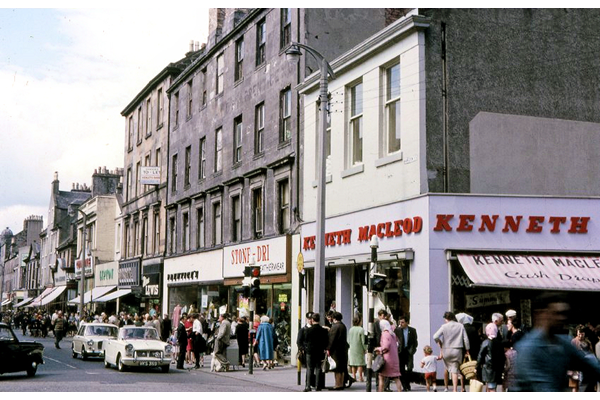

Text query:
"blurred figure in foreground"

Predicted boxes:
[[515, 293, 600, 391]]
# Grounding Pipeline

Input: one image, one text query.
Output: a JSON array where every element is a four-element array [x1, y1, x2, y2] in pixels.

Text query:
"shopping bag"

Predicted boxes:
[[469, 379, 484, 392], [327, 356, 337, 370]]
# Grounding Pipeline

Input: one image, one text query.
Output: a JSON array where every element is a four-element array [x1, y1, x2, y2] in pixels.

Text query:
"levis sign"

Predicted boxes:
[[433, 214, 590, 234]]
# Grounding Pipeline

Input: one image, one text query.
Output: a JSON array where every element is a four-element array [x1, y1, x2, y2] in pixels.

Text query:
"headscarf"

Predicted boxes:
[[260, 315, 270, 323], [379, 319, 396, 339], [485, 322, 498, 339]]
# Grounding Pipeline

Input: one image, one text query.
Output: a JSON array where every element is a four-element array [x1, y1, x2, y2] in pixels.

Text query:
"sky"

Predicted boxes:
[[0, 5, 210, 234]]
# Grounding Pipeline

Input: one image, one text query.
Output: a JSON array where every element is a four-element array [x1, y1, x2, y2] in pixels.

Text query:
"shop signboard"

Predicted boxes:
[[140, 166, 161, 185], [465, 290, 511, 309], [224, 236, 288, 278], [75, 256, 94, 278]]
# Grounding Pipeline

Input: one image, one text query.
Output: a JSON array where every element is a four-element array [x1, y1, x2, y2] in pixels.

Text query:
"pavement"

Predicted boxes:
[[184, 354, 433, 392]]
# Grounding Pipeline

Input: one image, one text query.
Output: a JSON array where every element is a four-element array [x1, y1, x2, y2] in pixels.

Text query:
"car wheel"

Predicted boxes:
[[26, 362, 38, 377], [161, 365, 170, 373], [117, 354, 127, 372], [81, 346, 88, 360], [72, 344, 78, 359], [104, 352, 111, 369]]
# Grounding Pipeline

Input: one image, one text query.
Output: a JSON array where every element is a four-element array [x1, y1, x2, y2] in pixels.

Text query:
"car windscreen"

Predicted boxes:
[[0, 326, 16, 342], [120, 328, 158, 340], [85, 326, 118, 337]]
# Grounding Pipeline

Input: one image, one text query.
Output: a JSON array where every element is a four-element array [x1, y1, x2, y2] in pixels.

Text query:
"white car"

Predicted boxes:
[[103, 326, 172, 373], [72, 323, 118, 360]]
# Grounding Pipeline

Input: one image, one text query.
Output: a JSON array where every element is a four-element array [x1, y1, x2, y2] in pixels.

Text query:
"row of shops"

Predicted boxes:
[[5, 193, 600, 376]]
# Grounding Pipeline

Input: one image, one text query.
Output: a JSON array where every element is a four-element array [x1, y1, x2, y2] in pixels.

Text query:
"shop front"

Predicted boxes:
[[118, 258, 142, 315], [223, 236, 293, 322], [163, 249, 225, 321], [299, 194, 600, 375], [93, 261, 119, 315], [141, 259, 163, 316]]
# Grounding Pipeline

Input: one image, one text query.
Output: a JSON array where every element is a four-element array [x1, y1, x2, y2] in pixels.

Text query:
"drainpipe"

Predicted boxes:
[[441, 21, 449, 193]]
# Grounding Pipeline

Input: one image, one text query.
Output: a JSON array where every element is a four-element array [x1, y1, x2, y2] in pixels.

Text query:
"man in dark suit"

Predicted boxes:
[[176, 315, 187, 369], [304, 313, 328, 392], [395, 316, 418, 391]]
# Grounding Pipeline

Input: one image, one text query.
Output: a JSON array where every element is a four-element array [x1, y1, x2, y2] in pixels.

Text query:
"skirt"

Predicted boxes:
[[442, 348, 462, 374]]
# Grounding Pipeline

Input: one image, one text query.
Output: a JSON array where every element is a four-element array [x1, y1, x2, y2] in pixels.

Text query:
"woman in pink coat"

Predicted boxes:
[[375, 320, 402, 392]]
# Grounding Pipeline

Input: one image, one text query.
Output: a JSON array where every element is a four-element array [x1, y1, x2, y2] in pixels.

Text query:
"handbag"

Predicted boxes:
[[297, 348, 306, 365], [459, 355, 478, 380], [372, 354, 386, 372]]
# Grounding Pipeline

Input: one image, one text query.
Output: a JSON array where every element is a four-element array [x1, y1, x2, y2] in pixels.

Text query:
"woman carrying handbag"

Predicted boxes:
[[374, 320, 403, 392]]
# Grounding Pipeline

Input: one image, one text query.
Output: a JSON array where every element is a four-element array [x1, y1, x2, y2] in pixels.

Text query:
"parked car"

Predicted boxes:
[[103, 326, 172, 373], [0, 322, 44, 377], [72, 323, 118, 360]]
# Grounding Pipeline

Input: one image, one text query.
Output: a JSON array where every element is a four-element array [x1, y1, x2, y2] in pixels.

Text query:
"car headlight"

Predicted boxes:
[[164, 345, 173, 356], [87, 340, 94, 347], [125, 344, 134, 357]]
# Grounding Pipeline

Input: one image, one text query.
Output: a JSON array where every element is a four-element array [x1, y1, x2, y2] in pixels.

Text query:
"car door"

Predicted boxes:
[[73, 324, 86, 354]]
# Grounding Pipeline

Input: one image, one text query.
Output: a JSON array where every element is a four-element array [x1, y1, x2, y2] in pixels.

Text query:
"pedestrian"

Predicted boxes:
[[53, 310, 65, 349], [176, 315, 187, 370], [327, 311, 349, 390], [192, 313, 207, 369], [172, 303, 182, 327], [433, 311, 470, 392], [515, 293, 600, 391], [491, 312, 504, 338], [304, 313, 328, 392], [297, 311, 312, 369], [420, 345, 441, 392], [507, 317, 524, 346], [161, 313, 172, 342], [184, 313, 194, 365], [476, 322, 505, 392], [236, 316, 249, 367], [395, 315, 418, 391], [374, 319, 402, 392], [372, 309, 390, 390], [255, 315, 275, 370], [569, 324, 595, 392], [347, 315, 366, 382], [214, 313, 232, 370], [502, 339, 517, 392]]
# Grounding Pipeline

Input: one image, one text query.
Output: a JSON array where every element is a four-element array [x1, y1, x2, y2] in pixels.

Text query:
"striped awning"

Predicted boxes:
[[457, 253, 600, 291]]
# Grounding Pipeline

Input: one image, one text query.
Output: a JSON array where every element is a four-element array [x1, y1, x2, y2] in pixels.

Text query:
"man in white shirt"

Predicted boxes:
[[192, 313, 205, 369]]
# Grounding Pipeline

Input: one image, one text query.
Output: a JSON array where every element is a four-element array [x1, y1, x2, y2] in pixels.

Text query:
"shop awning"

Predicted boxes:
[[14, 297, 33, 308], [457, 253, 600, 291], [94, 288, 132, 302], [68, 286, 116, 305], [38, 286, 67, 306], [29, 287, 56, 307], [1, 299, 11, 306]]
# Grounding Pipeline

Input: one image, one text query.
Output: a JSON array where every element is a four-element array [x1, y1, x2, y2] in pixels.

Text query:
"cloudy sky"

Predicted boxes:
[[0, 6, 209, 233]]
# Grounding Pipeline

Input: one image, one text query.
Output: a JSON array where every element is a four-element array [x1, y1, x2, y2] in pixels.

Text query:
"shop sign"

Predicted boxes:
[[75, 256, 94, 278], [140, 166, 161, 185], [143, 274, 160, 297], [119, 259, 140, 287], [465, 290, 511, 309], [433, 214, 589, 234], [166, 270, 200, 283], [224, 236, 287, 278], [302, 216, 423, 251]]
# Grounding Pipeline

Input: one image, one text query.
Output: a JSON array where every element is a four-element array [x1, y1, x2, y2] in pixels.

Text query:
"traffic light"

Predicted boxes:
[[250, 266, 261, 298], [370, 272, 387, 292], [235, 266, 254, 298]]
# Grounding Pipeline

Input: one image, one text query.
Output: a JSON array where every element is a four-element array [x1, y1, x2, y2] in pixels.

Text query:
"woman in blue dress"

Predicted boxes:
[[254, 315, 275, 369]]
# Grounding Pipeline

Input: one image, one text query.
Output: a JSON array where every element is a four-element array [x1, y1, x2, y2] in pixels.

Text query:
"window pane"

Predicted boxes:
[[386, 64, 400, 100], [387, 101, 401, 153], [352, 117, 363, 164], [351, 83, 363, 116]]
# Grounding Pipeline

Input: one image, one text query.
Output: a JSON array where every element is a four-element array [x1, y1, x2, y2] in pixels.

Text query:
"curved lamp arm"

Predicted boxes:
[[287, 42, 336, 80]]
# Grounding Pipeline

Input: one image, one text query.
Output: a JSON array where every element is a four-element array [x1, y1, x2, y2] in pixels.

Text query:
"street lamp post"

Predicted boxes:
[[77, 209, 89, 320], [286, 42, 335, 319]]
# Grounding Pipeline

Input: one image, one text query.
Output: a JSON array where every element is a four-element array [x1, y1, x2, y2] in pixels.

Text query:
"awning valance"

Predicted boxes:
[[457, 253, 600, 291], [94, 288, 132, 302], [68, 286, 116, 304]]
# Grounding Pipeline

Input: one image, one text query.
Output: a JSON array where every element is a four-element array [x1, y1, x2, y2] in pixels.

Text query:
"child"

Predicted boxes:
[[168, 331, 178, 365], [421, 345, 441, 392]]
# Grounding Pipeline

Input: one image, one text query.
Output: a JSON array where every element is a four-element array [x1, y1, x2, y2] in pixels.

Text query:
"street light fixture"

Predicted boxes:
[[286, 42, 335, 319]]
